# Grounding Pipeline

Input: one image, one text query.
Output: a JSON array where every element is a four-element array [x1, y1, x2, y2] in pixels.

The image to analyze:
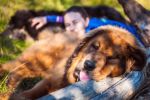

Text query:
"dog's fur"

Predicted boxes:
[[0, 31, 80, 89], [1, 5, 127, 40], [9, 26, 146, 99], [65, 25, 146, 83]]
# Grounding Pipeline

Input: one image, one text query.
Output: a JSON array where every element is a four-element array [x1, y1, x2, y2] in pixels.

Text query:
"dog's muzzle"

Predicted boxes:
[[84, 60, 96, 71], [74, 60, 96, 81]]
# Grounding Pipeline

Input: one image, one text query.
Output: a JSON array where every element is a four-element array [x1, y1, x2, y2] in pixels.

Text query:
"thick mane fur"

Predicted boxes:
[[64, 25, 146, 83]]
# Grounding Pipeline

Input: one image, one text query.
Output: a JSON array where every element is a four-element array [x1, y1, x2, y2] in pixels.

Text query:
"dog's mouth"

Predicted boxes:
[[74, 70, 90, 81], [74, 60, 96, 81]]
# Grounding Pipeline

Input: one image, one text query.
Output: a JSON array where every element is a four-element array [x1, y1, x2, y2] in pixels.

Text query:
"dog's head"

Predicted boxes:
[[1, 10, 64, 40], [65, 25, 146, 83]]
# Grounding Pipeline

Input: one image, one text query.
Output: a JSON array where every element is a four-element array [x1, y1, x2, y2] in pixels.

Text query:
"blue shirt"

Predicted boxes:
[[46, 15, 63, 23], [46, 15, 143, 45], [86, 18, 144, 45]]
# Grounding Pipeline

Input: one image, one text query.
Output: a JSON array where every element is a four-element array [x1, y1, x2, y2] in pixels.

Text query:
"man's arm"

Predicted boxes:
[[31, 15, 63, 29]]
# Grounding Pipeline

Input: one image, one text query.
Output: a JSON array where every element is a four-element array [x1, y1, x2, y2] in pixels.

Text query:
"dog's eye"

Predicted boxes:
[[91, 42, 100, 50]]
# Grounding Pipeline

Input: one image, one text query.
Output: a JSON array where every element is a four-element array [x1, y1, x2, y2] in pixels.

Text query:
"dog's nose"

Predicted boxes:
[[84, 60, 96, 71]]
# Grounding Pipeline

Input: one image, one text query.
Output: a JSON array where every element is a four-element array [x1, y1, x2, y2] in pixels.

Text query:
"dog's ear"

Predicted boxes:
[[127, 45, 146, 71], [65, 53, 84, 84]]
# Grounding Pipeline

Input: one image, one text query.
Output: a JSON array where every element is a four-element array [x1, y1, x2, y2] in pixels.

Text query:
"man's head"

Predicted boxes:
[[64, 6, 90, 39]]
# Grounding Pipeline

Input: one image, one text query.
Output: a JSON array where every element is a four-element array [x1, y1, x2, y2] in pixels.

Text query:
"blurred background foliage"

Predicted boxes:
[[0, 0, 150, 33], [0, 0, 150, 64]]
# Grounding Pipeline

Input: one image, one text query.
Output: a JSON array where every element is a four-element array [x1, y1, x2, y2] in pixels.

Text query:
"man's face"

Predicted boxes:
[[64, 12, 89, 39]]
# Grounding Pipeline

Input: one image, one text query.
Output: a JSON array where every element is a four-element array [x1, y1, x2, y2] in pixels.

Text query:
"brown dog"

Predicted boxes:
[[0, 31, 80, 90], [11, 26, 146, 100], [66, 25, 146, 83]]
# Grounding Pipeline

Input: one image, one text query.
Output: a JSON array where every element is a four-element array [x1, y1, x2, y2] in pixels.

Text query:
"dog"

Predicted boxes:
[[1, 10, 64, 41], [65, 25, 146, 83], [0, 31, 80, 90], [10, 26, 146, 99], [1, 5, 127, 41]]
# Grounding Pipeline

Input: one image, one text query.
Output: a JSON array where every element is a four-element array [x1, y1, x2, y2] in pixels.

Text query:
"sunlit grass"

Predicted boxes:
[[136, 0, 150, 10], [0, 36, 27, 64], [0, 36, 28, 93], [0, 72, 9, 93]]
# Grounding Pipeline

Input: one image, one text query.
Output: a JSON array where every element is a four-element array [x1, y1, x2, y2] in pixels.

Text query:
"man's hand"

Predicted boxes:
[[31, 16, 47, 30]]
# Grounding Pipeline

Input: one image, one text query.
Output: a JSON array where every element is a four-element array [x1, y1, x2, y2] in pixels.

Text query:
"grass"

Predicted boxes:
[[0, 72, 9, 93], [0, 35, 28, 93], [0, 36, 28, 64]]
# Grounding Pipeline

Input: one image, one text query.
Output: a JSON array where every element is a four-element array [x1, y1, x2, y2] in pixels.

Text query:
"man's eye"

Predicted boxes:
[[65, 23, 70, 27], [73, 20, 78, 25], [91, 42, 100, 50]]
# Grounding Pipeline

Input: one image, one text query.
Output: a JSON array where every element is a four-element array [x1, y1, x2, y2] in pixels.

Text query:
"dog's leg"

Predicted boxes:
[[92, 58, 125, 81], [118, 0, 150, 47], [9, 78, 51, 100], [92, 64, 115, 81], [0, 61, 31, 89], [21, 79, 51, 99], [10, 72, 66, 100]]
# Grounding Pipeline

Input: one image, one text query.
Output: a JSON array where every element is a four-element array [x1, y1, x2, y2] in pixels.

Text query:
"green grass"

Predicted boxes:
[[0, 72, 9, 93], [0, 35, 28, 93], [0, 36, 27, 64]]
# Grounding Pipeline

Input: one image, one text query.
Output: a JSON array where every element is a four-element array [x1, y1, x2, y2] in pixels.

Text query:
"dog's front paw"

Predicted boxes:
[[91, 67, 112, 81], [92, 72, 107, 82], [10, 93, 31, 100]]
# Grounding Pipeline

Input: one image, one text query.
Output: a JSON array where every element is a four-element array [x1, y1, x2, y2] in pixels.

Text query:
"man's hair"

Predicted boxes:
[[64, 6, 89, 20]]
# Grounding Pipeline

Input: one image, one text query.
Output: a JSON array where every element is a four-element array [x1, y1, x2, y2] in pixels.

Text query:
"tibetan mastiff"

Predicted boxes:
[[0, 31, 80, 90], [10, 26, 146, 99]]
